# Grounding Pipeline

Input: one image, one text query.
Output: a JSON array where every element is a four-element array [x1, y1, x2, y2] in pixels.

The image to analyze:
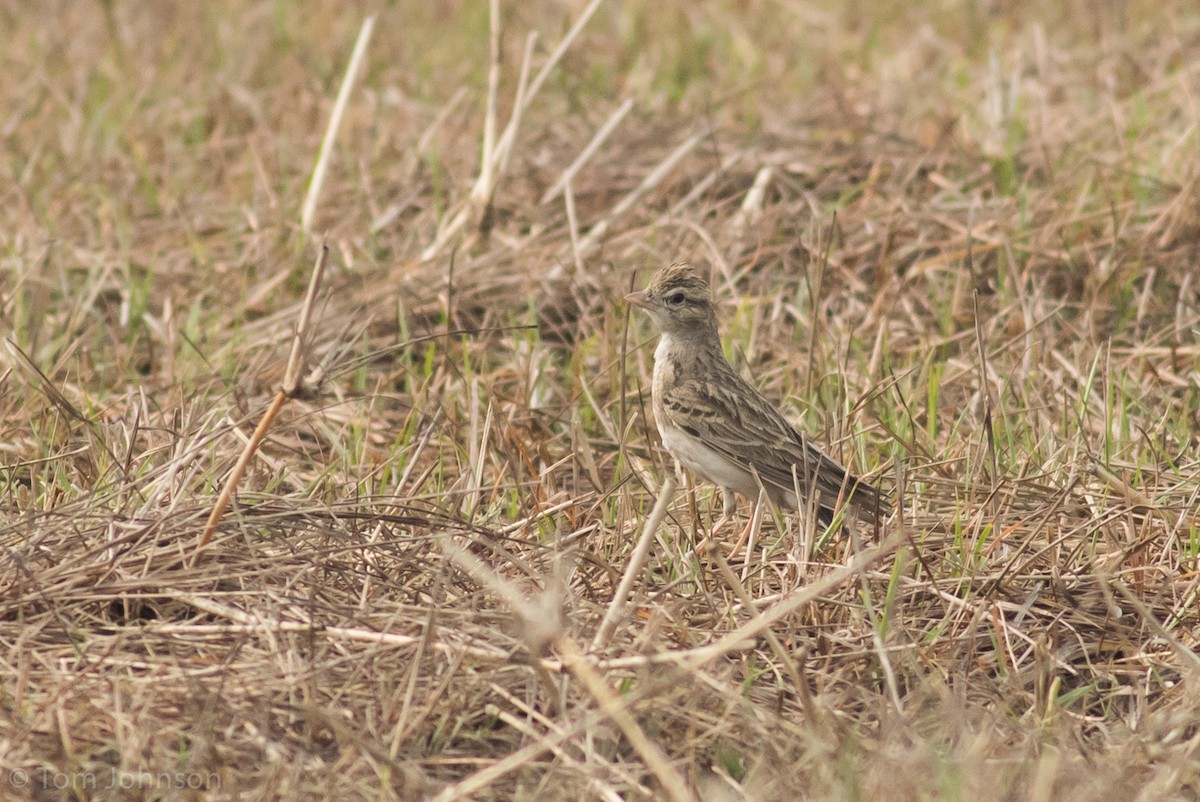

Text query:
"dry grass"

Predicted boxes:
[[3, 1, 1200, 799]]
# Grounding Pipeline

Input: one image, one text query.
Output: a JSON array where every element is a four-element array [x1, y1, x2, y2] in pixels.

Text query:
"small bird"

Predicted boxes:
[[626, 262, 887, 543]]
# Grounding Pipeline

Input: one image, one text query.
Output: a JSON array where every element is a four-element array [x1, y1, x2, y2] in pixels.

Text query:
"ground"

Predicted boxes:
[[2, 1, 1200, 800]]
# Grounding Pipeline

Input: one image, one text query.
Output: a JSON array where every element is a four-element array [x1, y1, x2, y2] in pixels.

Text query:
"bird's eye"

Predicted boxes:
[[665, 292, 686, 306]]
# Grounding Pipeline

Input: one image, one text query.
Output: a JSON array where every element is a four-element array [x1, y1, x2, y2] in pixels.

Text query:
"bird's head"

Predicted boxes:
[[625, 262, 719, 341]]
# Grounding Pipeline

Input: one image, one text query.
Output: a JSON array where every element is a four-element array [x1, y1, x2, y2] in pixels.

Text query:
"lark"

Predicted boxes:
[[627, 262, 886, 546]]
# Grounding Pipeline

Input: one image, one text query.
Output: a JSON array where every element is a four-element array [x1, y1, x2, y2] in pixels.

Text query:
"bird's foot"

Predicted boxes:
[[693, 513, 732, 557], [727, 516, 755, 561]]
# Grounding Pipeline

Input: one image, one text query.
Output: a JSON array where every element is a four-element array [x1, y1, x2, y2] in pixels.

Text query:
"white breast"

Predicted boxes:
[[658, 421, 757, 496]]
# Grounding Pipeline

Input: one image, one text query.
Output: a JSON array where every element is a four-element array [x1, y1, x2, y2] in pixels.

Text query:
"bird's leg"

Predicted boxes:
[[727, 501, 756, 561], [711, 486, 737, 536], [728, 487, 770, 561], [697, 487, 737, 556]]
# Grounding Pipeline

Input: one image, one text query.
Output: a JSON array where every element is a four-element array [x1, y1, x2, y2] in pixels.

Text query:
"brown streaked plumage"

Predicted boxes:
[[626, 262, 887, 527]]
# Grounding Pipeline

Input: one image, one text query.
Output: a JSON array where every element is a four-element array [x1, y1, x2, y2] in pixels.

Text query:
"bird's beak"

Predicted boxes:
[[625, 290, 651, 310]]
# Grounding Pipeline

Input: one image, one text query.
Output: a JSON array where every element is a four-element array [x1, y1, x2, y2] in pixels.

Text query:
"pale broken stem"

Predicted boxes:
[[301, 15, 376, 233], [284, 242, 331, 394], [740, 164, 774, 217], [494, 0, 602, 163], [492, 30, 536, 179], [465, 384, 495, 521], [540, 97, 634, 204], [421, 31, 538, 262], [422, 0, 604, 262], [194, 244, 330, 560], [592, 476, 677, 651], [564, 179, 584, 276], [726, 164, 775, 239], [470, 0, 500, 210]]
